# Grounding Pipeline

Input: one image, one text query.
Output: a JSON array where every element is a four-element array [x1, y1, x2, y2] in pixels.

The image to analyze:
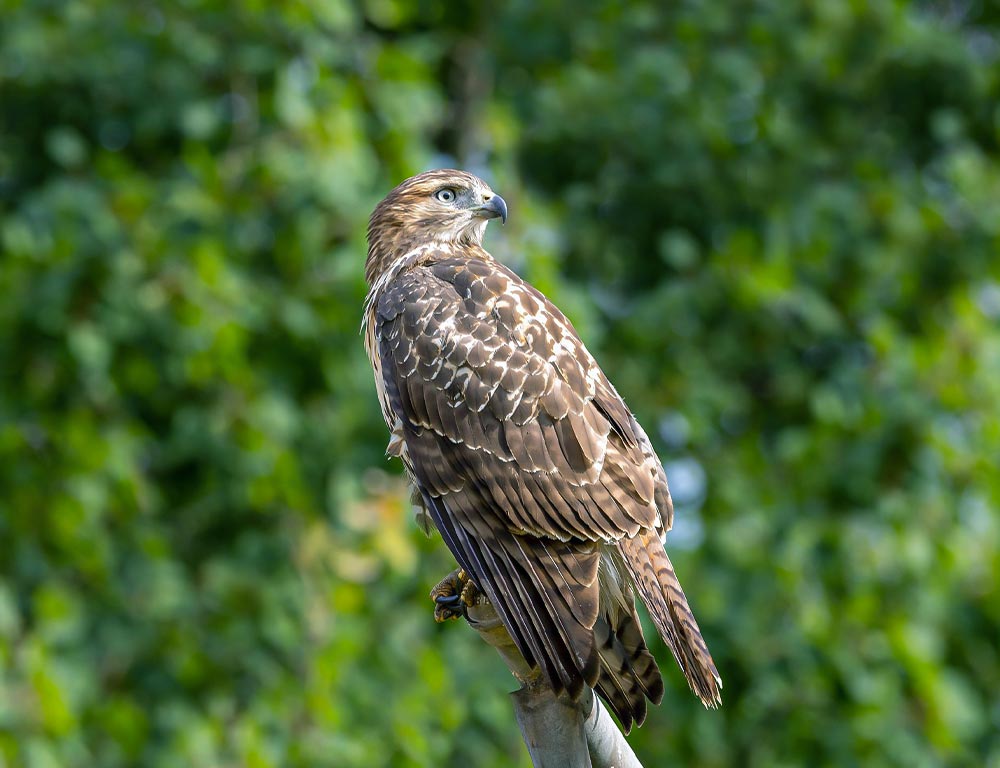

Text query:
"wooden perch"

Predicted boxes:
[[465, 601, 644, 768]]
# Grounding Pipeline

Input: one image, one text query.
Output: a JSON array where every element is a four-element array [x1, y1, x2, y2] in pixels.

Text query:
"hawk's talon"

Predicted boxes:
[[433, 593, 467, 621], [460, 579, 482, 609], [430, 568, 482, 622]]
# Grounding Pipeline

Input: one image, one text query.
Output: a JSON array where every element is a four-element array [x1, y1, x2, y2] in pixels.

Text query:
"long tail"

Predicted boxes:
[[618, 531, 722, 707], [593, 607, 664, 732]]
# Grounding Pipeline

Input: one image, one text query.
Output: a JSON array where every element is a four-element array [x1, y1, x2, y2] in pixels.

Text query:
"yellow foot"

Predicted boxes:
[[429, 568, 483, 622]]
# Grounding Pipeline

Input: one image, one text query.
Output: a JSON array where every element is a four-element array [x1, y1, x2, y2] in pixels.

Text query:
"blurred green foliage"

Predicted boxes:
[[1, 1, 999, 766]]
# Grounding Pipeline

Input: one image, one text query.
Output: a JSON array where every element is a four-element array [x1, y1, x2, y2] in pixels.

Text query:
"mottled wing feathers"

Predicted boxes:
[[376, 258, 662, 542]]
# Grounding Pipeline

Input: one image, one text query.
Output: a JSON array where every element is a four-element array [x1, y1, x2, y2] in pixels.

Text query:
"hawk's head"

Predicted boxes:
[[366, 169, 507, 285]]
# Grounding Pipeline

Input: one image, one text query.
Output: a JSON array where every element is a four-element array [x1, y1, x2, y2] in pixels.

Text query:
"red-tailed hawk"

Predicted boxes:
[[363, 169, 721, 730]]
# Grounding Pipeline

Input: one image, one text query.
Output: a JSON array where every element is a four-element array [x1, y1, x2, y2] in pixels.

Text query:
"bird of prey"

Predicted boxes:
[[363, 169, 721, 730]]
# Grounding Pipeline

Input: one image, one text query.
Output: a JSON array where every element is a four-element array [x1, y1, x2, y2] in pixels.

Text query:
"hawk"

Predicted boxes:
[[363, 169, 721, 730]]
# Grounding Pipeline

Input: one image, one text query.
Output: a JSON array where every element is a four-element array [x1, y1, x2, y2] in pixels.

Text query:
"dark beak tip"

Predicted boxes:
[[490, 195, 507, 224], [487, 194, 508, 225]]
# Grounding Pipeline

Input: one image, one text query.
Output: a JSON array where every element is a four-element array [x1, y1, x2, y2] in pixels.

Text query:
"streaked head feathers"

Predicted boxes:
[[366, 169, 507, 285]]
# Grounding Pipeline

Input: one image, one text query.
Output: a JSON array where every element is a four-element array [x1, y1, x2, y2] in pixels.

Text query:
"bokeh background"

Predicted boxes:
[[2, 1, 1000, 766]]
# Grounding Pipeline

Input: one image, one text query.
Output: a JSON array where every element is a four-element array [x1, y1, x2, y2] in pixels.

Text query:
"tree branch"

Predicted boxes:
[[465, 602, 644, 768]]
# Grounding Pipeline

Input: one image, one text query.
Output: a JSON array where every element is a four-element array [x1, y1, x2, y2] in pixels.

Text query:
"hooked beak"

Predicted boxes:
[[474, 194, 508, 225]]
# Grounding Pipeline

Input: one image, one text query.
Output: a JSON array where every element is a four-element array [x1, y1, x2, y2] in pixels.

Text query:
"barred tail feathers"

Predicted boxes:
[[618, 532, 722, 707], [593, 608, 664, 732]]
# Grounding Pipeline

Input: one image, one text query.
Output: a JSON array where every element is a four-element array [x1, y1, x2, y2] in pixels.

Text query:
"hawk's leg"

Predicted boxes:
[[430, 568, 484, 622]]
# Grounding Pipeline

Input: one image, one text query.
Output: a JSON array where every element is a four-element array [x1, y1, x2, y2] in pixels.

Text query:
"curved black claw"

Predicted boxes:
[[434, 592, 467, 620]]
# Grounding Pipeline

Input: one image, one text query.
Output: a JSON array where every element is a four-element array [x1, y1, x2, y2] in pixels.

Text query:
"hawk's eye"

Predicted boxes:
[[435, 188, 457, 203]]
